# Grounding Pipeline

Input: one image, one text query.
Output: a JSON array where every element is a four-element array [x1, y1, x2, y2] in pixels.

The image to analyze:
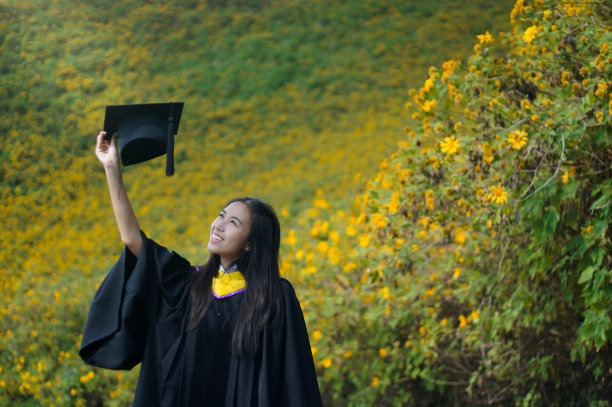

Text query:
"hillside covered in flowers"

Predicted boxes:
[[1, 0, 610, 405]]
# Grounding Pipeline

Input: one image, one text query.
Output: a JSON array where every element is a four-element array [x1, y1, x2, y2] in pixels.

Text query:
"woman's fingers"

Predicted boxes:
[[107, 133, 118, 154], [96, 131, 105, 146], [95, 131, 107, 153], [96, 131, 118, 150]]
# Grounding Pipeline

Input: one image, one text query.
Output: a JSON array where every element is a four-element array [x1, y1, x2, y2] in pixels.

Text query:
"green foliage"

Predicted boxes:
[[286, 0, 612, 405]]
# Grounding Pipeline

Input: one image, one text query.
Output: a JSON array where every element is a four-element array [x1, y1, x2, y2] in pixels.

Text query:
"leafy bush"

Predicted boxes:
[[288, 0, 611, 405]]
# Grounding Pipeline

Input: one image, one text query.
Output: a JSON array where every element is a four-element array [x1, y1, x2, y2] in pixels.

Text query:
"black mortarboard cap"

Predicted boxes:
[[103, 102, 184, 176]]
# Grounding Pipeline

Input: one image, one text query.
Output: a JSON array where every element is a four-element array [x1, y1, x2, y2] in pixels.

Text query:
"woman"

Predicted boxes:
[[80, 131, 323, 406]]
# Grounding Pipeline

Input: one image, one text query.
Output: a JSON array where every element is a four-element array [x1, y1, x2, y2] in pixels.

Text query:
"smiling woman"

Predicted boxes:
[[79, 131, 322, 407]]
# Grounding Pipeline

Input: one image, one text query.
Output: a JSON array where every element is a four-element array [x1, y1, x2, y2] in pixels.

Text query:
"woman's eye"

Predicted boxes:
[[230, 220, 237, 226]]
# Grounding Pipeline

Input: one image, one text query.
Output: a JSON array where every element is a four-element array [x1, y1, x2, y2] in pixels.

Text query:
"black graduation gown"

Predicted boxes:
[[79, 232, 323, 407]]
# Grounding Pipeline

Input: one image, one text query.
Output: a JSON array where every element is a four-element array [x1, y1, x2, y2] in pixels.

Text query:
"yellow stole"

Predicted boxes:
[[211, 266, 246, 298]]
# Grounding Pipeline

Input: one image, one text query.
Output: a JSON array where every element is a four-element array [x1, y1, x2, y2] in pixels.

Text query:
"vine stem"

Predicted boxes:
[[520, 132, 565, 201]]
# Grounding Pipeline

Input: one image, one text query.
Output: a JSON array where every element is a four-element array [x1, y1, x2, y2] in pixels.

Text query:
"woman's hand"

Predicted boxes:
[[95, 131, 120, 169]]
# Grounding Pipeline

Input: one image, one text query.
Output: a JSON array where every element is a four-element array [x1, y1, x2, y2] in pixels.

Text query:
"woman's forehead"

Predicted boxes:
[[223, 201, 251, 221]]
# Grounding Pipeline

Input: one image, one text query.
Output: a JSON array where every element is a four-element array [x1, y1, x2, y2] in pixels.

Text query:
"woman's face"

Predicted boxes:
[[207, 201, 252, 268]]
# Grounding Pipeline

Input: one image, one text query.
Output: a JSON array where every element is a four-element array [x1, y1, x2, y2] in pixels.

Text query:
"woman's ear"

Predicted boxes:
[[244, 241, 252, 252]]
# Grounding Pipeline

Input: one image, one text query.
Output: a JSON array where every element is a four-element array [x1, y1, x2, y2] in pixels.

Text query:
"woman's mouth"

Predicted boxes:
[[210, 232, 224, 242]]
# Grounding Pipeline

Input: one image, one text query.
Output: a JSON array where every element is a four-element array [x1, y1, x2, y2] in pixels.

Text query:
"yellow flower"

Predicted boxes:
[[454, 228, 467, 245], [440, 136, 460, 155], [344, 349, 353, 358], [485, 183, 509, 205], [379, 348, 387, 357], [507, 130, 528, 150], [523, 25, 537, 44], [380, 286, 391, 299], [358, 233, 370, 247], [285, 229, 297, 245], [477, 31, 493, 45], [487, 185, 508, 204], [321, 358, 332, 368], [562, 170, 570, 183], [312, 330, 322, 340], [371, 213, 387, 229], [520, 99, 532, 111], [422, 99, 437, 112], [426, 196, 434, 210], [79, 371, 95, 384], [387, 192, 401, 214], [346, 224, 357, 236], [371, 377, 380, 387], [453, 267, 462, 278], [595, 81, 608, 97], [423, 287, 436, 299], [316, 240, 329, 255]]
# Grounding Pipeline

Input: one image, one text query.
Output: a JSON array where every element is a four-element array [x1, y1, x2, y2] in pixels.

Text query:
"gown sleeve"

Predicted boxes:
[[79, 231, 193, 370]]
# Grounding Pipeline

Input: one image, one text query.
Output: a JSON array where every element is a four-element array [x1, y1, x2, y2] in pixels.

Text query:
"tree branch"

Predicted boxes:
[[520, 132, 565, 200]]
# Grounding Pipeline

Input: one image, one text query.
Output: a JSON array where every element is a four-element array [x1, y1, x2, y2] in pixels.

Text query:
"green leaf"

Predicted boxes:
[[543, 207, 560, 235], [578, 266, 595, 284], [531, 206, 560, 242], [589, 194, 609, 212], [559, 180, 579, 200], [590, 246, 605, 267]]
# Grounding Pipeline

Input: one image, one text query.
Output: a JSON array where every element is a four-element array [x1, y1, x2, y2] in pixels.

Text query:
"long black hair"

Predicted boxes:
[[187, 197, 281, 355]]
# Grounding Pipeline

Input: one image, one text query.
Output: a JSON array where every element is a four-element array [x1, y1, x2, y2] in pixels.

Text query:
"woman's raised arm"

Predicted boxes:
[[96, 131, 143, 257]]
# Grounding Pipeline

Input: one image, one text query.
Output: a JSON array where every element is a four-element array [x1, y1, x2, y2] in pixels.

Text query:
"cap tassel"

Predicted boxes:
[[166, 113, 175, 176]]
